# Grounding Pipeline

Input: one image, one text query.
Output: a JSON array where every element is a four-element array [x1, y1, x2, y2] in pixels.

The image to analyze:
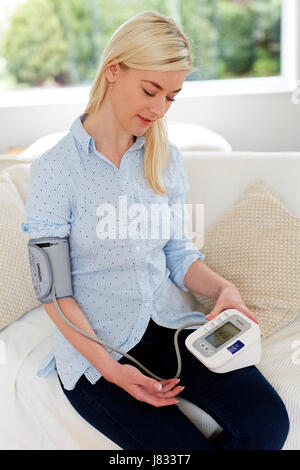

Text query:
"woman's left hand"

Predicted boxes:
[[205, 283, 260, 326]]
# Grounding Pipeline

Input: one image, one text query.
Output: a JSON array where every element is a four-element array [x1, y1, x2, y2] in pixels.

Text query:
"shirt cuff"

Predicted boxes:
[[173, 252, 205, 292], [21, 221, 71, 239]]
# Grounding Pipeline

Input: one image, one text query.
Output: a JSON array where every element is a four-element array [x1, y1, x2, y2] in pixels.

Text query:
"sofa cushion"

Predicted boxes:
[[17, 132, 67, 160], [0, 164, 39, 330], [16, 123, 232, 163], [192, 179, 300, 338], [168, 122, 232, 151]]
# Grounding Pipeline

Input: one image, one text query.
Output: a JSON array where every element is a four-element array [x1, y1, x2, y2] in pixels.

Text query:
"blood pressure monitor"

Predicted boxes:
[[185, 309, 262, 373]]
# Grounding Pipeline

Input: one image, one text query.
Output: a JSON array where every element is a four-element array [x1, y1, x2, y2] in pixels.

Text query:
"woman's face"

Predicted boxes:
[[105, 64, 188, 136]]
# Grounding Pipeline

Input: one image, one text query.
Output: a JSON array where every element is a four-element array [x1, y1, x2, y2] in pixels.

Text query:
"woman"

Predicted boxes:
[[22, 11, 289, 450]]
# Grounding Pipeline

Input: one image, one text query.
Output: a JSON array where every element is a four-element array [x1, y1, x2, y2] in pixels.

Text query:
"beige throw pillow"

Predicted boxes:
[[192, 179, 300, 338], [0, 166, 39, 331]]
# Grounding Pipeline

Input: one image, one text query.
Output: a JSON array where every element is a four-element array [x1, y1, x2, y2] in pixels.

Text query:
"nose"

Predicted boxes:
[[149, 96, 168, 120]]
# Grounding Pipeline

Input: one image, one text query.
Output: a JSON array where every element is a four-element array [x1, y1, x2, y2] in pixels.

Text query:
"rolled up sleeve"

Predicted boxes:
[[21, 153, 73, 239], [163, 145, 205, 292]]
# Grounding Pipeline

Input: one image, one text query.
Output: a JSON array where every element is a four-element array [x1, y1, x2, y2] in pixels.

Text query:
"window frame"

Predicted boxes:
[[0, 0, 298, 108]]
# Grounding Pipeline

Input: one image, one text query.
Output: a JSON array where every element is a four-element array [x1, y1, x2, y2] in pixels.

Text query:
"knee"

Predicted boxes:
[[254, 393, 290, 450], [270, 397, 290, 449]]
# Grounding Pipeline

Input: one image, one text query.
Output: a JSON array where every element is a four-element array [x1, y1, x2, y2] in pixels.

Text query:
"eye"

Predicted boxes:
[[143, 89, 175, 102]]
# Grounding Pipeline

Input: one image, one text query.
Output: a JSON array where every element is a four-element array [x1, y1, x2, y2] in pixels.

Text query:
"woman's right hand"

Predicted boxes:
[[112, 364, 183, 407]]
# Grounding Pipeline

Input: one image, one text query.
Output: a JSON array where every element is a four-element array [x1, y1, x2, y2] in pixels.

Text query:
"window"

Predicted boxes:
[[0, 0, 282, 93]]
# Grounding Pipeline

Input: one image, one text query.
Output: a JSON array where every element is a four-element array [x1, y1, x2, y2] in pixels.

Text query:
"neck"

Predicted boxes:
[[82, 109, 136, 154]]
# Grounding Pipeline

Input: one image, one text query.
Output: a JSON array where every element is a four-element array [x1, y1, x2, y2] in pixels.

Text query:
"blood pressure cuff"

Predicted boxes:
[[28, 237, 73, 304]]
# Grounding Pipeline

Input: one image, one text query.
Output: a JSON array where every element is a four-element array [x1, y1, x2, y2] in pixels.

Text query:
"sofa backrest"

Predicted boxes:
[[2, 150, 300, 234]]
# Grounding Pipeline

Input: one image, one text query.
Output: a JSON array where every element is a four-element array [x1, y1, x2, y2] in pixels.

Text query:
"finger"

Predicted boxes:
[[157, 385, 184, 399], [241, 309, 260, 325], [153, 397, 179, 407], [145, 378, 179, 394], [133, 384, 180, 407], [206, 309, 222, 321], [160, 378, 180, 393], [140, 376, 164, 393], [159, 377, 180, 385], [141, 390, 179, 408], [205, 314, 215, 321], [138, 372, 180, 394]]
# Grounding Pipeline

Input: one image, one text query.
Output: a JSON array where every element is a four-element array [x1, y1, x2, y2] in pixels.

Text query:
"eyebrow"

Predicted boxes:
[[141, 80, 182, 93]]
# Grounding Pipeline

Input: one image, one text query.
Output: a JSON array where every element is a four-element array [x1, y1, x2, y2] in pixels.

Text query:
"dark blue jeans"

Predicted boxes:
[[59, 318, 289, 450]]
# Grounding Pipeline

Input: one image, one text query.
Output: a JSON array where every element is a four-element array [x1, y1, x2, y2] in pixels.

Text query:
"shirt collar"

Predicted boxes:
[[70, 113, 145, 155]]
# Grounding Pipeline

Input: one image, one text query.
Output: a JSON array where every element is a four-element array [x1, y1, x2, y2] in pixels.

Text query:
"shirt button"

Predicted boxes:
[[141, 272, 145, 277], [136, 246, 140, 251], [145, 303, 150, 308]]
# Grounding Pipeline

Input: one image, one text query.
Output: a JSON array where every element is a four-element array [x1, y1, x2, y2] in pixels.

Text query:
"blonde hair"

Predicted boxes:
[[84, 11, 196, 194]]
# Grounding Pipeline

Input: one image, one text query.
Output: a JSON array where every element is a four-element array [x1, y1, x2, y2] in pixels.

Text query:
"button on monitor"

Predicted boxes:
[[227, 340, 245, 354]]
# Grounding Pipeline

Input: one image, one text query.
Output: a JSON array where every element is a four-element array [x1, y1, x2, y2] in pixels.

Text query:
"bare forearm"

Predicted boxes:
[[183, 259, 233, 299], [43, 297, 122, 383]]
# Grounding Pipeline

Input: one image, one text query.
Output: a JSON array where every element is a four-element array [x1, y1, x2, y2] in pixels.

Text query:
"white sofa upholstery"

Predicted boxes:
[[0, 133, 299, 450]]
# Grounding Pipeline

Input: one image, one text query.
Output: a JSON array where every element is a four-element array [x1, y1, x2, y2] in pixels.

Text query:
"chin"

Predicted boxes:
[[134, 128, 147, 136]]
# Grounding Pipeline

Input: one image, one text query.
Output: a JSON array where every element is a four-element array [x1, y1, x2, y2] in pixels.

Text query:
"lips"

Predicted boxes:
[[138, 115, 152, 122]]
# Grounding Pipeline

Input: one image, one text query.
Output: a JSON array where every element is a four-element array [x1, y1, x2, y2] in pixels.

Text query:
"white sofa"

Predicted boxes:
[[0, 130, 299, 450]]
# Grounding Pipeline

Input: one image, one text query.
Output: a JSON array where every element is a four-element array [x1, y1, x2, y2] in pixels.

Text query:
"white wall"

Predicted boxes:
[[1, 85, 299, 154], [172, 89, 300, 152]]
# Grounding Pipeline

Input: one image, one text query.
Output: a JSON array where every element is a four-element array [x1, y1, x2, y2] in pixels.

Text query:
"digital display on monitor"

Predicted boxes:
[[205, 321, 241, 348]]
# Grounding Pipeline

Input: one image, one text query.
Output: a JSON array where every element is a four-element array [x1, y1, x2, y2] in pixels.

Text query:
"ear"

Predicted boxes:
[[105, 58, 120, 83]]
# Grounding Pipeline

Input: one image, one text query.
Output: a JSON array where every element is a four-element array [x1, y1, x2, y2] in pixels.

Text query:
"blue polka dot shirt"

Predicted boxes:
[[21, 113, 205, 390]]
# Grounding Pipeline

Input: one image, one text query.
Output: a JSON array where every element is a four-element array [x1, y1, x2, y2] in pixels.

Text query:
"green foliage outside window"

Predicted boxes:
[[0, 0, 281, 90]]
